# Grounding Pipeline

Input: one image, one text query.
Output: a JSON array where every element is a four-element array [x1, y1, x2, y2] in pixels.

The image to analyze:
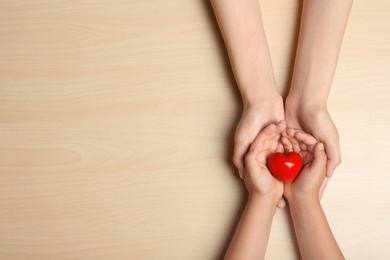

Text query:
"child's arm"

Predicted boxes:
[[289, 194, 344, 260], [225, 122, 285, 259], [225, 193, 277, 260], [284, 132, 344, 259]]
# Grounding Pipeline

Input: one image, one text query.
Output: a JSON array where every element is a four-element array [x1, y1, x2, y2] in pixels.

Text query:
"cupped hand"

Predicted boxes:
[[234, 95, 284, 179], [281, 129, 328, 202], [244, 121, 286, 207], [285, 100, 341, 178]]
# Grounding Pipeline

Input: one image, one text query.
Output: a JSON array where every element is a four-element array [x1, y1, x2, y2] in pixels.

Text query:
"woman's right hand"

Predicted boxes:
[[233, 95, 284, 179]]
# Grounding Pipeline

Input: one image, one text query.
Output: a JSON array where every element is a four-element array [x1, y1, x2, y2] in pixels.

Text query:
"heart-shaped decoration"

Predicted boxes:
[[267, 152, 303, 184]]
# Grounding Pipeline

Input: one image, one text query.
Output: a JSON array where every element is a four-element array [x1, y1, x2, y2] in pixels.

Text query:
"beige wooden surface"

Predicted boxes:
[[1, 0, 389, 259]]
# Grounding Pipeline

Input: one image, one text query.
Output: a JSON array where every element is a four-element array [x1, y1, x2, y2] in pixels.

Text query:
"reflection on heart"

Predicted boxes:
[[267, 152, 303, 184]]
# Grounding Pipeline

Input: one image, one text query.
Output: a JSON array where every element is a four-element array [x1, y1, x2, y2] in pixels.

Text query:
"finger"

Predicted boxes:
[[310, 143, 327, 174], [233, 140, 250, 179], [251, 123, 277, 148], [295, 131, 318, 155], [286, 127, 299, 138], [270, 121, 286, 152], [276, 140, 285, 153], [294, 131, 318, 146], [288, 134, 301, 153], [275, 120, 287, 134], [275, 121, 287, 153], [281, 136, 293, 153], [318, 177, 329, 201], [244, 143, 259, 175], [324, 140, 342, 178], [277, 197, 286, 208], [298, 141, 308, 153], [282, 129, 288, 137]]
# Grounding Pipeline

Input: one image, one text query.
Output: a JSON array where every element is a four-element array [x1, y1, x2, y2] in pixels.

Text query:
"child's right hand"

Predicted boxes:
[[282, 129, 328, 203]]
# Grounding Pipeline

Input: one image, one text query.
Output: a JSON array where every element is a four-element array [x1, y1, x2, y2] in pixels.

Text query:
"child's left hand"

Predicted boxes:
[[244, 121, 285, 205]]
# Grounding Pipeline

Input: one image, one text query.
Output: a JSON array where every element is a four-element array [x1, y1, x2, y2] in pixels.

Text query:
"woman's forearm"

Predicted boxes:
[[288, 0, 353, 108], [210, 0, 279, 106]]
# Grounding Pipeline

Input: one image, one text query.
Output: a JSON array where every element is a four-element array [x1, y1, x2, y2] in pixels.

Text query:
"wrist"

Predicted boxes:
[[243, 92, 283, 110], [240, 80, 280, 108], [285, 95, 330, 125], [285, 93, 327, 113], [287, 193, 320, 209], [248, 193, 279, 209], [287, 65, 333, 108]]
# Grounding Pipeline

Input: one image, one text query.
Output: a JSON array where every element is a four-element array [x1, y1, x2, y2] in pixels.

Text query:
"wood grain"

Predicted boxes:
[[1, 0, 389, 259]]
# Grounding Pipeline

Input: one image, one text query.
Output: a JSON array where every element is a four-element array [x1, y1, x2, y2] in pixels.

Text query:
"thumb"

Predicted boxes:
[[310, 143, 327, 175], [244, 143, 259, 176], [325, 141, 342, 178], [233, 140, 250, 179]]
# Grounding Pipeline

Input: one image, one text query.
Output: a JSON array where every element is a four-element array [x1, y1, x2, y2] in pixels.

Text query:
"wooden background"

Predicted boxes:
[[1, 0, 389, 259]]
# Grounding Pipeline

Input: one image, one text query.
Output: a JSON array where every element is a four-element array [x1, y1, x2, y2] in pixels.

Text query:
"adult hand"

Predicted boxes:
[[285, 98, 341, 178], [234, 95, 284, 179]]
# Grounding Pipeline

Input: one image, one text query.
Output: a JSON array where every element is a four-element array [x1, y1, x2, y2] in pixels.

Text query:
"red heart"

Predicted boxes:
[[267, 152, 303, 184]]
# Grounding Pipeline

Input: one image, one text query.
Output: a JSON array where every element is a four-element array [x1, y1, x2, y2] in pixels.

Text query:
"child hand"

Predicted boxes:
[[244, 122, 285, 204], [282, 129, 328, 202]]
